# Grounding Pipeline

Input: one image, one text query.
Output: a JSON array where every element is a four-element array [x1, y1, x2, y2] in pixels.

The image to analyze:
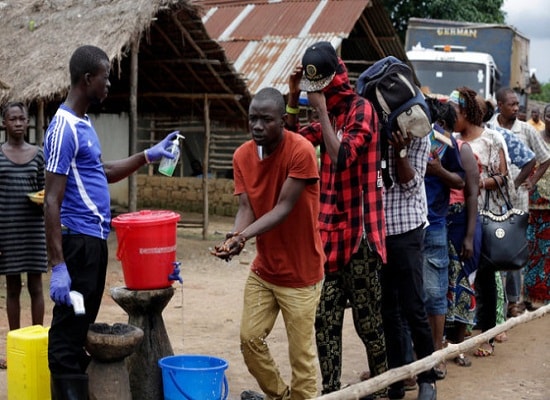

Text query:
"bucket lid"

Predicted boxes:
[[112, 210, 181, 227]]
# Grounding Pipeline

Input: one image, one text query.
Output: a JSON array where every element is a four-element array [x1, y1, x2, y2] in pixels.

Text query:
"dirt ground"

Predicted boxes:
[[1, 213, 549, 400]]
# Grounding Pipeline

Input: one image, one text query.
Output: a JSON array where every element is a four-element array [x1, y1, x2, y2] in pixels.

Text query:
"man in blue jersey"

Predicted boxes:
[[43, 45, 177, 398]]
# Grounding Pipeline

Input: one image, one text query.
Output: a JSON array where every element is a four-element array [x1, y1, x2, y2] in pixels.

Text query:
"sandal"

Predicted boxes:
[[0, 359, 6, 369], [507, 303, 525, 318], [523, 301, 540, 311], [453, 353, 472, 367], [495, 332, 508, 343], [403, 376, 417, 391], [434, 361, 447, 380], [359, 370, 370, 381], [473, 342, 494, 357]]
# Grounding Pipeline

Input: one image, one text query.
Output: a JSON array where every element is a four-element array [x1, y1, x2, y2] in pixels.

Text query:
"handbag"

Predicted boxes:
[[479, 175, 528, 271]]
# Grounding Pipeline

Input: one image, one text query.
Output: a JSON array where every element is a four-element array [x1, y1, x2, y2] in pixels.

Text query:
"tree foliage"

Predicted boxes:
[[530, 82, 550, 103], [384, 0, 506, 41]]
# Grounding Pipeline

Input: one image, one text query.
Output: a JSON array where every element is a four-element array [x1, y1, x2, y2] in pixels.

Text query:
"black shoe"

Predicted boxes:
[[388, 386, 405, 399], [241, 390, 264, 400], [51, 373, 89, 400], [417, 382, 436, 400]]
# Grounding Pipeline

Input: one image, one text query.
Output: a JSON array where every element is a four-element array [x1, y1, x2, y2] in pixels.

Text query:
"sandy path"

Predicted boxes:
[[1, 214, 549, 399]]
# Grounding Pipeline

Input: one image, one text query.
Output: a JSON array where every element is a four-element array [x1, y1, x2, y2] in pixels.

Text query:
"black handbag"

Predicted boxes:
[[479, 176, 528, 271]]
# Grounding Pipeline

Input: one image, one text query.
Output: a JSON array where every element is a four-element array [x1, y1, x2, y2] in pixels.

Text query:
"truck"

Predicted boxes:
[[405, 18, 530, 104]]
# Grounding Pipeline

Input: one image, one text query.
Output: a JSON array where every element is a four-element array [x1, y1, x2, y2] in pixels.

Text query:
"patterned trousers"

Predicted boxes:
[[315, 240, 388, 394]]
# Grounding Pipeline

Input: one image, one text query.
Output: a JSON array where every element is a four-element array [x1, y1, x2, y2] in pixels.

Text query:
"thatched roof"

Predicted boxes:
[[0, 0, 251, 120]]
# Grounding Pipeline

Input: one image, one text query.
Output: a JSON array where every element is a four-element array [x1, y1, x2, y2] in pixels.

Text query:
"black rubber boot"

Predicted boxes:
[[51, 374, 89, 400]]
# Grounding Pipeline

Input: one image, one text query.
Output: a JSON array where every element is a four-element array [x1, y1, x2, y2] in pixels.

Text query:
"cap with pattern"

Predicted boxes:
[[300, 41, 338, 92]]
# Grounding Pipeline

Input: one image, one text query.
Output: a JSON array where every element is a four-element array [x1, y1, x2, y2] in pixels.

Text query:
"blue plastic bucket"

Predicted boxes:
[[158, 354, 229, 400]]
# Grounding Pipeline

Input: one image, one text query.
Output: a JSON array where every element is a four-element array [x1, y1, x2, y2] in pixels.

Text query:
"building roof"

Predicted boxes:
[[198, 0, 407, 95], [0, 0, 251, 120]]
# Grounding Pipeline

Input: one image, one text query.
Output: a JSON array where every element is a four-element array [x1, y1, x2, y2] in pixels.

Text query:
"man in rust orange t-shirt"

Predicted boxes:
[[212, 87, 325, 400]]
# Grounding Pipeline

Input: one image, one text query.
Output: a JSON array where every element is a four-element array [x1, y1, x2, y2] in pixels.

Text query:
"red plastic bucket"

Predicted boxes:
[[112, 210, 181, 290]]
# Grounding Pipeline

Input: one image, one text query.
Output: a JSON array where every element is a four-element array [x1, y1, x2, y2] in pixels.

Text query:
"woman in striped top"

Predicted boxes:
[[0, 102, 47, 360]]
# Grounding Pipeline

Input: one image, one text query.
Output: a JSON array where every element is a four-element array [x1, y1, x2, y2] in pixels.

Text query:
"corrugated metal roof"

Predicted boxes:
[[309, 0, 371, 35], [198, 0, 407, 95], [234, 36, 344, 94]]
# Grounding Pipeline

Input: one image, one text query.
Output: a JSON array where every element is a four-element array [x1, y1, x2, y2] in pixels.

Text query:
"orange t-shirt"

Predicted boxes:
[[233, 130, 325, 287]]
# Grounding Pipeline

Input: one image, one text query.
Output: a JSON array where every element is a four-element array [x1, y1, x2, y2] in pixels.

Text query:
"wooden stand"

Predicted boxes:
[[110, 286, 175, 400], [85, 323, 143, 400]]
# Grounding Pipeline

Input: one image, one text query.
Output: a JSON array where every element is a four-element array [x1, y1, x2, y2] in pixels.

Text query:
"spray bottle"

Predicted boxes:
[[158, 134, 185, 177]]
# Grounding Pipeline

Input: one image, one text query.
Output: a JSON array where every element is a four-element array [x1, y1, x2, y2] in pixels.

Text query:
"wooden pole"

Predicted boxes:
[[128, 37, 140, 212], [202, 95, 210, 240], [311, 305, 550, 399], [36, 99, 44, 146]]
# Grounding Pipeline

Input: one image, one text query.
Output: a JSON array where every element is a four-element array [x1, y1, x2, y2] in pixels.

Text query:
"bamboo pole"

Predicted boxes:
[[36, 99, 44, 146], [311, 304, 550, 400], [128, 37, 139, 212], [202, 95, 210, 240]]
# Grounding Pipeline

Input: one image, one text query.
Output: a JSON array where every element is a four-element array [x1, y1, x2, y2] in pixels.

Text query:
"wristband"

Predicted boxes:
[[143, 149, 151, 164], [286, 105, 300, 115]]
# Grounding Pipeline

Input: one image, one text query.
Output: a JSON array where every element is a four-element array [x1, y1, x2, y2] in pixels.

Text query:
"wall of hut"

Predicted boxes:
[[91, 113, 129, 206], [137, 175, 238, 216], [88, 112, 239, 213]]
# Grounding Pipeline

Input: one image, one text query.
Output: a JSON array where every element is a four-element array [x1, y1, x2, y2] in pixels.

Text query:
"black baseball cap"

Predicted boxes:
[[300, 42, 338, 92]]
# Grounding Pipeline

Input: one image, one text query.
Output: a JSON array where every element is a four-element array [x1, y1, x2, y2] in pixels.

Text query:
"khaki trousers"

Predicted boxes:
[[240, 272, 322, 400]]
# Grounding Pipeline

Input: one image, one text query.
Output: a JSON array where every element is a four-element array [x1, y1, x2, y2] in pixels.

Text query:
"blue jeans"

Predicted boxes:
[[503, 269, 522, 304], [423, 227, 449, 316]]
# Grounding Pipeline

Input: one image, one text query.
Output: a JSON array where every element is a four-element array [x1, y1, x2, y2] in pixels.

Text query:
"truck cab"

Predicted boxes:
[[407, 44, 501, 100], [404, 18, 530, 105]]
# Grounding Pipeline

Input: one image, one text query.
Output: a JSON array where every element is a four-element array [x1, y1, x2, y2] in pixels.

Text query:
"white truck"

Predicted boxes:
[[405, 18, 530, 103]]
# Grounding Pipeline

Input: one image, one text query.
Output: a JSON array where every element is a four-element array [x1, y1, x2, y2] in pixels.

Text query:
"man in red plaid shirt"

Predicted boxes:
[[287, 41, 388, 398]]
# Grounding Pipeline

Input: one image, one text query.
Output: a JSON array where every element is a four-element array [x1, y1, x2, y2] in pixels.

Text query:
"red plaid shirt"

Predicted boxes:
[[298, 59, 386, 272]]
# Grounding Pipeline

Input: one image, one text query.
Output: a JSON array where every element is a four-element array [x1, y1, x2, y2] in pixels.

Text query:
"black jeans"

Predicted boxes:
[[48, 234, 108, 374], [381, 225, 435, 385], [474, 258, 497, 333]]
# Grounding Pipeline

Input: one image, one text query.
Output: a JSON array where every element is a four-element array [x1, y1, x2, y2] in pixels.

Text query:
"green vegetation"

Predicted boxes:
[[531, 82, 550, 103], [384, 0, 506, 40]]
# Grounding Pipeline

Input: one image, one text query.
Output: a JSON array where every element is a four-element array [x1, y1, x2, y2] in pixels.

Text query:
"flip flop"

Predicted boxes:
[[474, 342, 494, 357], [453, 353, 472, 367], [0, 359, 6, 369]]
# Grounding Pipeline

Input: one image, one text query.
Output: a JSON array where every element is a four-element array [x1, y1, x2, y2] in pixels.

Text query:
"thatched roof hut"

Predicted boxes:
[[0, 0, 252, 233], [0, 0, 250, 121]]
